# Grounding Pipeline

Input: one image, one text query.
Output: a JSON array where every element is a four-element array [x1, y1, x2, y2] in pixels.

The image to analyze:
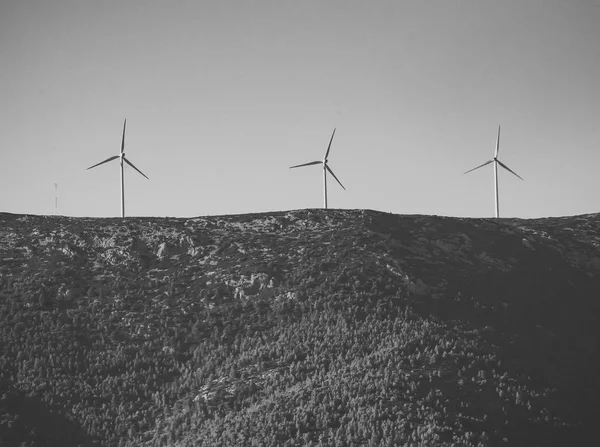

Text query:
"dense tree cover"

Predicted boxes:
[[0, 210, 599, 446]]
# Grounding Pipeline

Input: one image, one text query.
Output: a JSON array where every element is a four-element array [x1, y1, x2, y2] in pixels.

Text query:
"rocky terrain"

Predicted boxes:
[[0, 209, 599, 446]]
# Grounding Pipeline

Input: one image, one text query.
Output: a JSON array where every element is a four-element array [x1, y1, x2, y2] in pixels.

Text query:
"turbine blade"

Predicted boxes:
[[464, 160, 493, 174], [324, 128, 336, 159], [289, 160, 322, 169], [121, 119, 127, 154], [325, 164, 346, 190], [497, 160, 523, 180], [495, 125, 500, 158], [87, 155, 119, 170], [124, 157, 149, 179]]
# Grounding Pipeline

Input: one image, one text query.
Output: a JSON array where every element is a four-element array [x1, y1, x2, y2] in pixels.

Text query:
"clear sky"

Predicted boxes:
[[1, 0, 599, 219]]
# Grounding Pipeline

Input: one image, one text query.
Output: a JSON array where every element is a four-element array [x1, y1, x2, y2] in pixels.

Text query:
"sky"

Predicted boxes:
[[1, 0, 599, 219]]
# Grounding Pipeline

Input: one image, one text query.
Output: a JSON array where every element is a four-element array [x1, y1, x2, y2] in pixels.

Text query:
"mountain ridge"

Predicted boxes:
[[1, 209, 599, 446]]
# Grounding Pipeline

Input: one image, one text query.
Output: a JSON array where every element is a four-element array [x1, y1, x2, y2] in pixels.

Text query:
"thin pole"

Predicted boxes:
[[120, 157, 125, 218], [323, 163, 328, 209], [54, 183, 58, 210], [494, 160, 499, 218]]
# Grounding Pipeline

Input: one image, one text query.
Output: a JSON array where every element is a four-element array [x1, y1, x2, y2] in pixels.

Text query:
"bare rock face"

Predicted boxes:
[[156, 242, 169, 259]]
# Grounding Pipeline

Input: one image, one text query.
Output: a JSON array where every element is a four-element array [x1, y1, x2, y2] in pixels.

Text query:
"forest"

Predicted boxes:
[[1, 209, 599, 446]]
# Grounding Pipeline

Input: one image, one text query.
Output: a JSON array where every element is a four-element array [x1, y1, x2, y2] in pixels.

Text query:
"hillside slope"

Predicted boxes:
[[1, 209, 599, 446]]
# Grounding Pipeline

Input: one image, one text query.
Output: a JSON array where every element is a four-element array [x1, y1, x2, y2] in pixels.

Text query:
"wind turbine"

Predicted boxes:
[[289, 128, 346, 209], [464, 126, 523, 218], [87, 119, 149, 217]]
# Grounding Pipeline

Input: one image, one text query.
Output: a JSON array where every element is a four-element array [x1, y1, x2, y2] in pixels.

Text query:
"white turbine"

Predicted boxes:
[[289, 128, 346, 209], [87, 119, 149, 218], [464, 126, 523, 218]]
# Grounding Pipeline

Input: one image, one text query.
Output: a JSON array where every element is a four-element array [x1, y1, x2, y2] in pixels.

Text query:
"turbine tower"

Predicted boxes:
[[289, 128, 346, 209], [54, 182, 58, 211], [464, 126, 523, 218], [86, 119, 149, 217]]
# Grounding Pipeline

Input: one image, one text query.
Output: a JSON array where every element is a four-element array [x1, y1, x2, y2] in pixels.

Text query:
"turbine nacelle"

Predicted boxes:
[[464, 126, 523, 180]]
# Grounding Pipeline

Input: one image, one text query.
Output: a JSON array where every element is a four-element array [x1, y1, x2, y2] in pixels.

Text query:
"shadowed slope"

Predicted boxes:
[[0, 376, 97, 446]]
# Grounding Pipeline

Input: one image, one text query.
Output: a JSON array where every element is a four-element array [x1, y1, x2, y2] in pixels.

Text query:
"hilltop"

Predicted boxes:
[[1, 209, 599, 446]]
